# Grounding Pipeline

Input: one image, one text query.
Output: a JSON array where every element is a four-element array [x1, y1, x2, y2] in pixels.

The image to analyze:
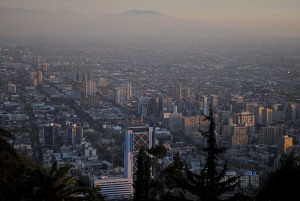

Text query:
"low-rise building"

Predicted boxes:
[[90, 176, 133, 200]]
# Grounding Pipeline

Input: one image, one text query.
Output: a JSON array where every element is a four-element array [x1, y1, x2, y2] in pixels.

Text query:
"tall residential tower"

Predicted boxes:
[[124, 126, 154, 178]]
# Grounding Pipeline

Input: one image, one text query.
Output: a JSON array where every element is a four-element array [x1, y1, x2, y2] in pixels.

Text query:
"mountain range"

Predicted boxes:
[[0, 7, 244, 43]]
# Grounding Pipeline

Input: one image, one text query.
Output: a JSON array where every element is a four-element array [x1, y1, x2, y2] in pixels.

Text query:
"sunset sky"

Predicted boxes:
[[1, 0, 300, 38]]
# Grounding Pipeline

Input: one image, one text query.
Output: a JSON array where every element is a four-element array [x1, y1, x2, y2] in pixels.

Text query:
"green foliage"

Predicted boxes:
[[256, 151, 300, 201], [227, 193, 255, 201], [21, 161, 89, 201], [148, 145, 167, 159], [0, 128, 20, 200], [0, 128, 19, 160], [159, 192, 188, 201], [177, 106, 239, 201], [0, 127, 94, 201], [133, 146, 156, 201], [158, 152, 189, 200], [163, 152, 185, 194], [0, 129, 101, 201], [84, 187, 105, 201], [148, 145, 168, 198]]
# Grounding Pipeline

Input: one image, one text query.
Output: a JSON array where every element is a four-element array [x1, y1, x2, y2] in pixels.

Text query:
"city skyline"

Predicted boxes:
[[1, 1, 300, 200]]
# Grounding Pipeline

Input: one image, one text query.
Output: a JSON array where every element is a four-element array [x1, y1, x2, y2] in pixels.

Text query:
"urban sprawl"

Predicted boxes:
[[1, 42, 300, 200]]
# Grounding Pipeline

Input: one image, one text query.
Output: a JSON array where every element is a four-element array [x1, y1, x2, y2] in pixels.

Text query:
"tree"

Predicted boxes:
[[148, 145, 167, 160], [161, 152, 188, 200], [179, 105, 238, 201], [133, 146, 155, 201], [256, 151, 300, 201], [85, 187, 105, 201], [21, 161, 88, 201], [0, 128, 20, 200], [0, 128, 19, 160], [159, 192, 188, 201], [0, 129, 96, 201], [148, 145, 168, 199]]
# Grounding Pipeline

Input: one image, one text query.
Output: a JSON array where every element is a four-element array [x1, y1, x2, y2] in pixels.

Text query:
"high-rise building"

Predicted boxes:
[[29, 71, 37, 86], [44, 63, 49, 71], [98, 78, 107, 87], [255, 107, 263, 126], [84, 72, 92, 82], [74, 71, 92, 82], [32, 78, 37, 86], [182, 116, 203, 136], [172, 83, 182, 100], [255, 107, 272, 126], [163, 112, 183, 132], [212, 95, 219, 113], [114, 87, 126, 105], [114, 87, 121, 105], [72, 81, 85, 99], [29, 71, 36, 80], [184, 96, 195, 115], [159, 96, 173, 113], [124, 126, 154, 178], [246, 102, 258, 114], [113, 87, 125, 105], [237, 112, 255, 126], [232, 96, 244, 113], [66, 121, 83, 146], [234, 96, 243, 105], [137, 96, 149, 116], [37, 69, 43, 84], [221, 125, 234, 136], [98, 78, 108, 94], [219, 111, 231, 125], [84, 80, 100, 108], [43, 123, 61, 148], [203, 95, 209, 116], [183, 87, 192, 99], [272, 104, 281, 122], [32, 56, 39, 70], [7, 84, 16, 93], [121, 83, 132, 101], [66, 122, 76, 146], [74, 71, 83, 82], [237, 112, 255, 141], [32, 56, 45, 70], [172, 103, 178, 113], [278, 134, 293, 155], [262, 108, 273, 127], [231, 126, 248, 147], [85, 80, 96, 97], [284, 102, 299, 121], [120, 89, 127, 103], [259, 126, 284, 145], [148, 96, 160, 117]]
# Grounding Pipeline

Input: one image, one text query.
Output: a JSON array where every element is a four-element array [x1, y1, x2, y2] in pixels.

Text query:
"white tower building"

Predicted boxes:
[[124, 126, 154, 178]]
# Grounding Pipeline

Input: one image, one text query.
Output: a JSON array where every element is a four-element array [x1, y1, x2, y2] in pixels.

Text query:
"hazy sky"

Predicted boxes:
[[1, 0, 300, 37]]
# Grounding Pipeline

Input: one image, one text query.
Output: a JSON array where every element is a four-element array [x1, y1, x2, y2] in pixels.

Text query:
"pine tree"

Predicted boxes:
[[133, 146, 155, 201], [148, 145, 168, 198], [160, 152, 188, 201], [163, 152, 185, 193], [179, 105, 238, 201]]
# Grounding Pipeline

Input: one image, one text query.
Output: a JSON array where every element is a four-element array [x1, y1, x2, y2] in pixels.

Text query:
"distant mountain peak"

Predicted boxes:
[[120, 9, 165, 16]]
